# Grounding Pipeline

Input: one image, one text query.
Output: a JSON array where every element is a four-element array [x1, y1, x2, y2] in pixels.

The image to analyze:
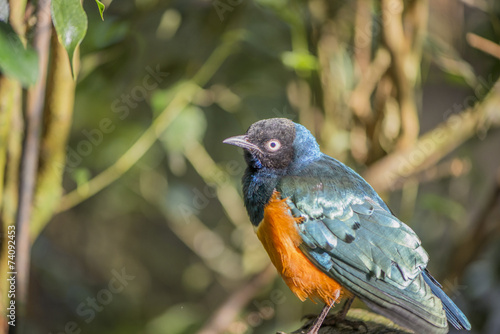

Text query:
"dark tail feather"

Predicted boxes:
[[324, 259, 449, 333], [302, 244, 470, 333], [423, 270, 471, 330]]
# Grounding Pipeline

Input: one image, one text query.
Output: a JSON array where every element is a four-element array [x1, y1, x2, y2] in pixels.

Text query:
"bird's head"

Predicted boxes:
[[223, 118, 321, 170]]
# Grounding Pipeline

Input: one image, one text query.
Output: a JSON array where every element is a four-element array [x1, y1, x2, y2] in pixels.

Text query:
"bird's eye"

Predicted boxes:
[[266, 139, 281, 152]]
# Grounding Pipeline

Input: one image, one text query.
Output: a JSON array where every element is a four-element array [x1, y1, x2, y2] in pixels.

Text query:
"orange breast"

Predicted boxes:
[[256, 191, 347, 306]]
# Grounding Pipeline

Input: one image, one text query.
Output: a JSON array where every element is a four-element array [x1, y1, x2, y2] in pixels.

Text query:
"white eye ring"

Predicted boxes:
[[266, 139, 281, 152]]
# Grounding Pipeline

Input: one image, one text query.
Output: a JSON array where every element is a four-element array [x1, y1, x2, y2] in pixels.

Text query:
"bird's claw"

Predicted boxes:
[[322, 313, 368, 331]]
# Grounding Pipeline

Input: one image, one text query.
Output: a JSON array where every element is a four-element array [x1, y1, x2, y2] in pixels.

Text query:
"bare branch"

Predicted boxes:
[[381, 0, 421, 149], [57, 37, 240, 213], [31, 30, 76, 240], [446, 172, 500, 282], [14, 0, 51, 328], [196, 265, 276, 334], [363, 78, 500, 192], [349, 48, 392, 122], [466, 33, 500, 60]]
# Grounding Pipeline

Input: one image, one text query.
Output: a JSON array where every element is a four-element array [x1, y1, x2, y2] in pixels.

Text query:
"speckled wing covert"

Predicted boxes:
[[277, 154, 463, 334]]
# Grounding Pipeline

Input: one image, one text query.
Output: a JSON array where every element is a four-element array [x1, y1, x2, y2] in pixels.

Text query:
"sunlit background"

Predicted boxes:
[[11, 0, 500, 333]]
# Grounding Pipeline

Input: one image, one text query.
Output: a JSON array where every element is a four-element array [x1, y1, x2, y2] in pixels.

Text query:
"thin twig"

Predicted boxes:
[[57, 36, 240, 213], [406, 0, 429, 60], [381, 0, 420, 149], [363, 77, 500, 193], [460, 0, 489, 12], [13, 0, 51, 330], [0, 78, 22, 334], [353, 0, 372, 73], [0, 78, 15, 216], [349, 48, 392, 122], [135, 170, 245, 279], [466, 33, 500, 60], [57, 81, 197, 212], [183, 140, 248, 228], [446, 174, 500, 282], [390, 158, 471, 191], [30, 30, 76, 240], [197, 265, 276, 334], [315, 19, 344, 148]]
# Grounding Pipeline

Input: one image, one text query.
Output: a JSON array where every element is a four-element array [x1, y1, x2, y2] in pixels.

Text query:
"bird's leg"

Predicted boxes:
[[337, 295, 354, 320], [304, 303, 332, 334], [296, 297, 366, 333], [322, 296, 367, 331]]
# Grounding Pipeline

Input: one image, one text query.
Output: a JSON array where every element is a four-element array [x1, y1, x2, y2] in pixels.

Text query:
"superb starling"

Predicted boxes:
[[223, 118, 471, 334]]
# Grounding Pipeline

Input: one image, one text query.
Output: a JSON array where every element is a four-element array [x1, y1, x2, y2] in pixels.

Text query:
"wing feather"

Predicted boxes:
[[277, 155, 449, 333]]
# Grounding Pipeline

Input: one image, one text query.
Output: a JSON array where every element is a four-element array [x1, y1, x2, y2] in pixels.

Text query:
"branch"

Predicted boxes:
[[466, 32, 500, 60], [57, 81, 197, 212], [381, 0, 421, 149], [0, 1, 26, 331], [0, 78, 16, 216], [57, 36, 240, 213], [353, 0, 372, 73], [390, 158, 471, 190], [14, 0, 51, 329], [136, 171, 245, 279], [406, 0, 428, 59], [349, 48, 391, 122], [183, 140, 248, 228], [0, 78, 23, 334], [30, 30, 76, 240], [197, 265, 276, 334], [446, 173, 500, 282], [363, 77, 500, 193]]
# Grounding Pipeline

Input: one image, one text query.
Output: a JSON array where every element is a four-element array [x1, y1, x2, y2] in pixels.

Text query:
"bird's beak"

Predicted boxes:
[[223, 135, 262, 153]]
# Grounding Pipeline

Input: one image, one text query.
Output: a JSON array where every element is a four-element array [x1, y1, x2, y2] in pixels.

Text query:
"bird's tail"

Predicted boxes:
[[422, 270, 471, 331], [325, 259, 449, 333], [325, 257, 469, 333], [302, 241, 472, 333]]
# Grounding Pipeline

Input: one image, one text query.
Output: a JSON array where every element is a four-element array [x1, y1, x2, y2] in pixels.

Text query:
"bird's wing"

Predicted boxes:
[[277, 155, 449, 333]]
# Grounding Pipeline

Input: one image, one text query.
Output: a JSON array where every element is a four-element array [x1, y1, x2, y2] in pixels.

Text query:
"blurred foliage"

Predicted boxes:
[[0, 21, 38, 86], [1, 0, 500, 334]]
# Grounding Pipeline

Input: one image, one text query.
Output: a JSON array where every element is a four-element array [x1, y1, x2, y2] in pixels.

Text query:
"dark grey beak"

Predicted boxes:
[[223, 135, 262, 153]]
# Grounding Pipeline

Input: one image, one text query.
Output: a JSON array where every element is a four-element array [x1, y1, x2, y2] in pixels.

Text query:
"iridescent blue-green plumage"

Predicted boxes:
[[225, 118, 471, 333]]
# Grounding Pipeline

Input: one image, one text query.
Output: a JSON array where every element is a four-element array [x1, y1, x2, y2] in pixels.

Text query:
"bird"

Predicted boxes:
[[223, 118, 471, 334]]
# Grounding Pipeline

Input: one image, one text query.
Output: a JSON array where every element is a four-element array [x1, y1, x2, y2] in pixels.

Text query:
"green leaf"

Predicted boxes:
[[51, 0, 88, 78], [281, 51, 318, 72], [95, 0, 105, 20], [0, 22, 38, 86]]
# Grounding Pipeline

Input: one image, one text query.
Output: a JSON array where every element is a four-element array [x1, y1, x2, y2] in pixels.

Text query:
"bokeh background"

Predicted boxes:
[[1, 0, 500, 333]]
